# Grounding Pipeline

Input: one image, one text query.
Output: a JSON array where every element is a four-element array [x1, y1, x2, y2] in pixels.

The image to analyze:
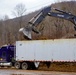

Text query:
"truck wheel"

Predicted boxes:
[[14, 62, 21, 69], [21, 62, 28, 70]]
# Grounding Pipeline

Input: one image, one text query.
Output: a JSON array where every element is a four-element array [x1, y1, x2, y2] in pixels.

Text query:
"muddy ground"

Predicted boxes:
[[38, 62, 76, 72]]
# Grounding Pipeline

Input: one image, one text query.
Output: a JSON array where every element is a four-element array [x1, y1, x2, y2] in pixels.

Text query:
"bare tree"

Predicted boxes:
[[13, 3, 26, 28], [3, 15, 9, 21], [13, 3, 26, 17], [53, 18, 64, 38], [1, 15, 13, 45], [13, 3, 26, 40]]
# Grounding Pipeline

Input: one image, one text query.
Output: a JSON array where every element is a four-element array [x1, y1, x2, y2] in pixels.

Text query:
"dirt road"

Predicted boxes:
[[0, 69, 76, 75]]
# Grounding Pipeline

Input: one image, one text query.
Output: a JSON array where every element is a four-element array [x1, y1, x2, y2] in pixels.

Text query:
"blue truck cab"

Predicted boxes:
[[0, 45, 15, 66]]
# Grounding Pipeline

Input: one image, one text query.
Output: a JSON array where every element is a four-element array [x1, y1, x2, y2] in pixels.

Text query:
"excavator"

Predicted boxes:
[[19, 6, 76, 39]]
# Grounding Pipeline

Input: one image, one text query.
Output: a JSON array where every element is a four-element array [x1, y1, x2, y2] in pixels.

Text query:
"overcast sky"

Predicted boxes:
[[0, 0, 74, 19]]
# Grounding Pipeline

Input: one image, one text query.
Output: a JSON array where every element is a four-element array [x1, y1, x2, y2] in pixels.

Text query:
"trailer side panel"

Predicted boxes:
[[16, 39, 76, 62]]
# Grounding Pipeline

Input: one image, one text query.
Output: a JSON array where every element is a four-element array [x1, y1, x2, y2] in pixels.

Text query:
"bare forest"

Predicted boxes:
[[0, 1, 76, 46]]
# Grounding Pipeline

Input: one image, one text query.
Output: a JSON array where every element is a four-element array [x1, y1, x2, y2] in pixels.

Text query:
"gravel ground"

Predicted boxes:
[[0, 63, 76, 75], [0, 69, 76, 75]]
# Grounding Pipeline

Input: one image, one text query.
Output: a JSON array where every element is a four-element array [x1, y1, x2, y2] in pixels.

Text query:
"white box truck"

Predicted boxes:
[[14, 39, 76, 70]]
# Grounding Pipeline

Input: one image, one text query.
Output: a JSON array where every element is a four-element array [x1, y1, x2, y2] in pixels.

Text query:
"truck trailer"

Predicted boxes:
[[14, 39, 76, 70]]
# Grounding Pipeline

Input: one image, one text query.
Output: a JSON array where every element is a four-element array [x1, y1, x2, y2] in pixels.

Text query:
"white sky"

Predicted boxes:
[[0, 0, 74, 19]]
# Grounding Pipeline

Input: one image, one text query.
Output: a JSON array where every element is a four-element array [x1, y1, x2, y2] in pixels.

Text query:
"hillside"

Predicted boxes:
[[0, 1, 76, 46]]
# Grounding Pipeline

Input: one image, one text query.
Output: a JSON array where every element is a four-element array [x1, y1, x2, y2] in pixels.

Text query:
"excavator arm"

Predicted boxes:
[[48, 8, 76, 26], [19, 6, 76, 39], [19, 6, 51, 39]]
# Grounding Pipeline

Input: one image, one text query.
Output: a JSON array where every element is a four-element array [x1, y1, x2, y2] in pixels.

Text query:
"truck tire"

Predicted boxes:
[[21, 62, 28, 70], [14, 62, 21, 69]]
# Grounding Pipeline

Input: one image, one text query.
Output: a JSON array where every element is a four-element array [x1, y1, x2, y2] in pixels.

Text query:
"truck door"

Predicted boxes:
[[0, 47, 7, 62], [2, 51, 6, 60]]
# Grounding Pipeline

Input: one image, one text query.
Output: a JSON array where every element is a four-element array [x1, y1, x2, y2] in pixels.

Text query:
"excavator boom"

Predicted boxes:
[[19, 6, 76, 39]]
